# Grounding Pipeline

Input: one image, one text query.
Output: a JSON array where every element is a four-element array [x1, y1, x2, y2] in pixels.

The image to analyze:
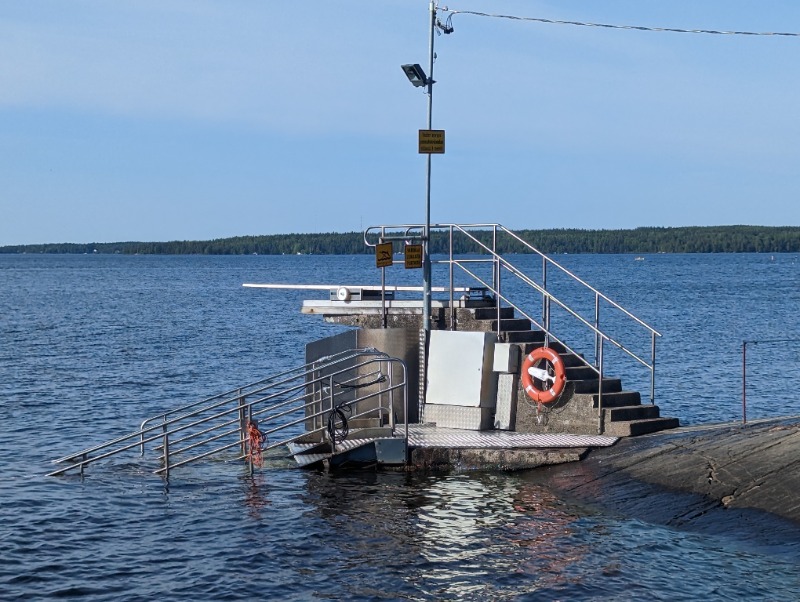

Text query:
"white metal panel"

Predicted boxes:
[[426, 330, 497, 407]]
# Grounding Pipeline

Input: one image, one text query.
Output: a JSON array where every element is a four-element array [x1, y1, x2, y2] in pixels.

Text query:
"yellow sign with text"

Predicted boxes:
[[418, 129, 445, 154], [404, 244, 423, 269], [376, 242, 393, 268]]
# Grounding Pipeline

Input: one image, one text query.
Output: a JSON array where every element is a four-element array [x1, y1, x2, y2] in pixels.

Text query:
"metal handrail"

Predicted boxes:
[[49, 349, 408, 477], [741, 338, 800, 424], [446, 223, 660, 414], [365, 223, 661, 429]]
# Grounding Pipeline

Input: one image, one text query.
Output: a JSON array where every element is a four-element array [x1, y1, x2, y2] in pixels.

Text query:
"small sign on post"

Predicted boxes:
[[418, 129, 445, 154], [376, 242, 393, 268], [404, 244, 423, 269]]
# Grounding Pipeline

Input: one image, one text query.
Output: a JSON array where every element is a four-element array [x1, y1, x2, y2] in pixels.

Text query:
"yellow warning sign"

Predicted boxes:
[[404, 244, 423, 269], [418, 129, 445, 154], [376, 242, 393, 268]]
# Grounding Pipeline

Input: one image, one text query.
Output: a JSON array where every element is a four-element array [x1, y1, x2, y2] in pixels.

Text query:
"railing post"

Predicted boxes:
[[597, 338, 604, 434], [742, 341, 747, 425], [494, 226, 502, 339], [492, 225, 498, 291], [449, 225, 455, 330], [594, 293, 600, 367], [387, 359, 395, 431], [381, 232, 388, 329], [542, 256, 550, 340], [238, 388, 247, 457], [650, 332, 657, 405], [329, 374, 336, 453], [162, 416, 170, 480], [247, 405, 254, 475]]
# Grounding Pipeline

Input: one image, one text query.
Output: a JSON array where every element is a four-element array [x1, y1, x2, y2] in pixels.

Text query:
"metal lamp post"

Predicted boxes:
[[401, 1, 437, 334]]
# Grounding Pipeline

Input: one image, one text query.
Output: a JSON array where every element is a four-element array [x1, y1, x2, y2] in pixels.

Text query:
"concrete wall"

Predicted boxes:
[[305, 328, 421, 426]]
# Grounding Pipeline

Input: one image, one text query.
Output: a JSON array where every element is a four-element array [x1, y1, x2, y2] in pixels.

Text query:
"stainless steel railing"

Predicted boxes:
[[49, 349, 408, 477], [364, 223, 661, 430]]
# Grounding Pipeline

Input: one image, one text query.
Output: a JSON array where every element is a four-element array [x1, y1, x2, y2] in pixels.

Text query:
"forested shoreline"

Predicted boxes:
[[2, 225, 799, 255]]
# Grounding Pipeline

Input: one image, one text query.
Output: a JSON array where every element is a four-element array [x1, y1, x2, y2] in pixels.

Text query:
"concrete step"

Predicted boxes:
[[462, 317, 532, 333], [571, 378, 623, 394], [519, 341, 574, 356], [568, 378, 622, 398], [606, 404, 661, 422], [520, 340, 571, 354], [590, 391, 642, 408], [565, 365, 599, 380], [559, 352, 587, 368], [603, 417, 680, 437], [490, 318, 532, 332], [472, 307, 515, 320], [516, 343, 588, 370], [504, 330, 546, 344]]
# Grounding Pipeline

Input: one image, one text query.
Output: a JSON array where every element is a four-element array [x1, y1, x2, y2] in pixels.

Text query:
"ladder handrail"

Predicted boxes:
[[47, 348, 386, 467], [49, 349, 408, 477], [138, 347, 384, 434]]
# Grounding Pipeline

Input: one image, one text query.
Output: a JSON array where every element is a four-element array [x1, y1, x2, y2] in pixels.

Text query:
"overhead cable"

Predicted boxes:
[[439, 8, 800, 37]]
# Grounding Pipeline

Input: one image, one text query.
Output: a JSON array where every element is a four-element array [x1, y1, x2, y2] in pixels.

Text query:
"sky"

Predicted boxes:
[[1, 1, 800, 245]]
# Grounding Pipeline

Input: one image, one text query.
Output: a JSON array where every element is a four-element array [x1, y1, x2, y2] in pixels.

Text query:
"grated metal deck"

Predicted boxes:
[[406, 424, 617, 449], [287, 426, 617, 468]]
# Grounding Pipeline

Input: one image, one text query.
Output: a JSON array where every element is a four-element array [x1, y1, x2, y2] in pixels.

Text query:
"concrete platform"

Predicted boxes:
[[536, 416, 800, 526]]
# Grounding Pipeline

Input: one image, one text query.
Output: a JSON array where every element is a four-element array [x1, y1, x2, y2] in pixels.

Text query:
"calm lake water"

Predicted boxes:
[[1, 253, 799, 600]]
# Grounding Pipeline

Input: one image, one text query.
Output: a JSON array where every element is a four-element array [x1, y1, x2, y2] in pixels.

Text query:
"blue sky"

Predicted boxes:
[[2, 1, 799, 245]]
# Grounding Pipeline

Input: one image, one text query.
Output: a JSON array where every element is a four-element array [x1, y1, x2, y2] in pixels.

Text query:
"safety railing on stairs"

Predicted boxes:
[[364, 223, 661, 432], [49, 349, 409, 477]]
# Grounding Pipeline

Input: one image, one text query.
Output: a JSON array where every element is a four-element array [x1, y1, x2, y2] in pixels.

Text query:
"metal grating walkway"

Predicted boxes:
[[407, 424, 617, 449], [287, 427, 617, 468]]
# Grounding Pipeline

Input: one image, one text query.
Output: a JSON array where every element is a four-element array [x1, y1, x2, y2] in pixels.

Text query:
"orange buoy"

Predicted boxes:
[[520, 347, 567, 404]]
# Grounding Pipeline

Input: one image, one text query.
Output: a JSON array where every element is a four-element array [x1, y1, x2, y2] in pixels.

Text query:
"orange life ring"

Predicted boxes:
[[520, 347, 566, 404]]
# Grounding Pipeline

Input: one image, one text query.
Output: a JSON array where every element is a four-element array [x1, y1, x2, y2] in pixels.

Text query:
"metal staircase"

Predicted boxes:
[[49, 349, 409, 477]]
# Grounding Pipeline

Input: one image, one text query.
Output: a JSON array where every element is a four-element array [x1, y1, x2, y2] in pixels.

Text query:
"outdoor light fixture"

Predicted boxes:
[[401, 63, 428, 87]]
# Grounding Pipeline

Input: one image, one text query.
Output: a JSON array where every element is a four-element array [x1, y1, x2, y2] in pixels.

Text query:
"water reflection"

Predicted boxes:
[[507, 481, 596, 595], [296, 469, 597, 600], [240, 473, 271, 521]]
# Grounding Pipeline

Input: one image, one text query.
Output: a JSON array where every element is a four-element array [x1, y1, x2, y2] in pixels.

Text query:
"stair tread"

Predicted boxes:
[[604, 416, 680, 437], [571, 377, 623, 394], [606, 404, 660, 421], [293, 453, 330, 467]]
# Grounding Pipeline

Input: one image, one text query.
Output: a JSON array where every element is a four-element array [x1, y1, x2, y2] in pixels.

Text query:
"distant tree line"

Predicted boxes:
[[2, 226, 800, 255]]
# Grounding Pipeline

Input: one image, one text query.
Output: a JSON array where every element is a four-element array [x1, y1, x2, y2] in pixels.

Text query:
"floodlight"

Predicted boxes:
[[401, 63, 428, 87]]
